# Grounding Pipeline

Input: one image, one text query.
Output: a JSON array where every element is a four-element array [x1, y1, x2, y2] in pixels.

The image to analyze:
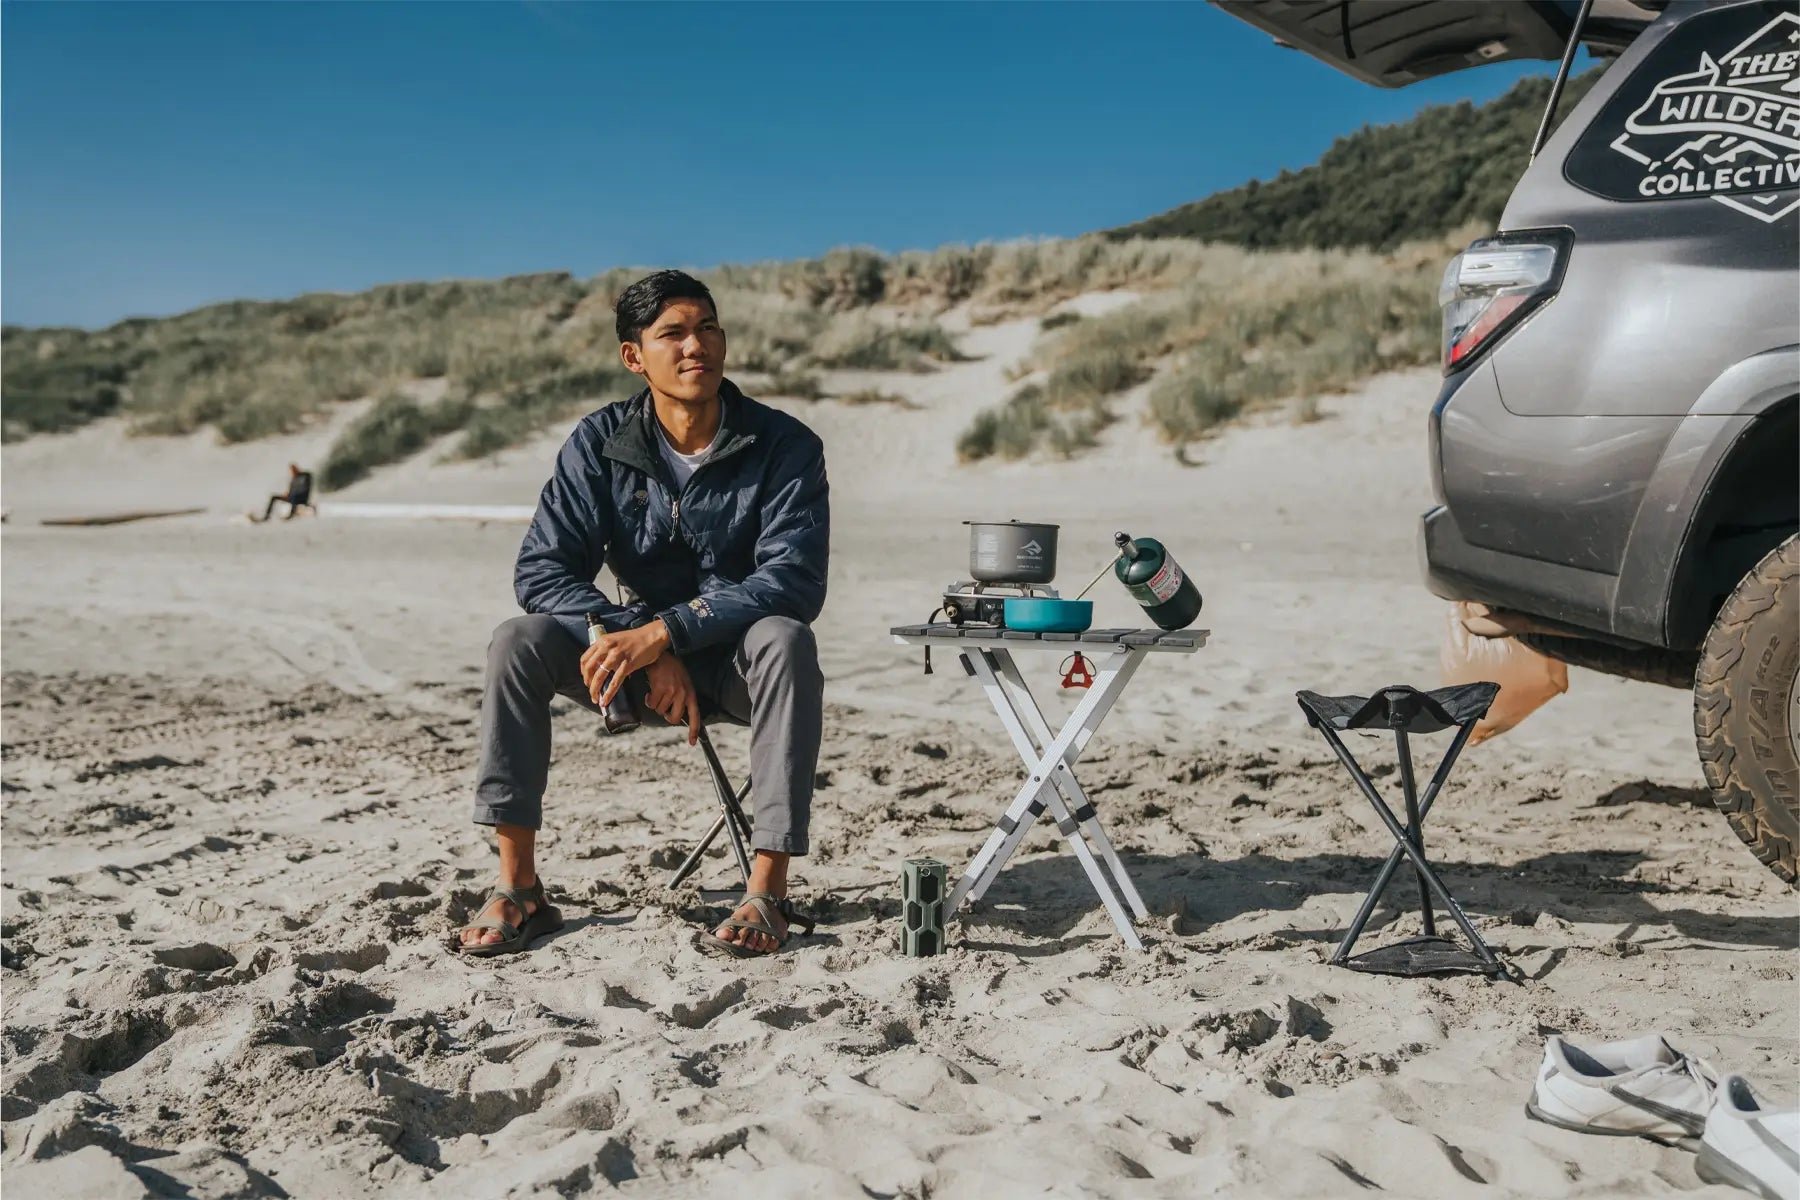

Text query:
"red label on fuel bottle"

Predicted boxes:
[[1128, 559, 1184, 607]]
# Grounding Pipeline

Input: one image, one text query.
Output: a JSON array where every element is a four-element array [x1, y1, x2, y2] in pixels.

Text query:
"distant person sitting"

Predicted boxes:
[[253, 464, 315, 522]]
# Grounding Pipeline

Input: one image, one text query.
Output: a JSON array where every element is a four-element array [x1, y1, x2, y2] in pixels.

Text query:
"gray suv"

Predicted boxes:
[[1218, 0, 1798, 881]]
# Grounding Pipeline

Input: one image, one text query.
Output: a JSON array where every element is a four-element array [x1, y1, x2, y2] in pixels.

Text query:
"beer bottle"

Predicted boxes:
[[587, 612, 641, 734]]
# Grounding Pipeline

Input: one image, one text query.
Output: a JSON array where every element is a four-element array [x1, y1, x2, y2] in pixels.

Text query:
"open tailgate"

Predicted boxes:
[[1210, 1, 1582, 88]]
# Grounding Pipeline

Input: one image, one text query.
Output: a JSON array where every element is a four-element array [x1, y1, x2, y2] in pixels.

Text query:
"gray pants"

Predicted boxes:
[[472, 614, 822, 855]]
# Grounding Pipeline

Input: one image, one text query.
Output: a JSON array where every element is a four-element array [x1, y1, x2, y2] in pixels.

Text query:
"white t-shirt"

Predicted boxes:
[[655, 419, 714, 491]]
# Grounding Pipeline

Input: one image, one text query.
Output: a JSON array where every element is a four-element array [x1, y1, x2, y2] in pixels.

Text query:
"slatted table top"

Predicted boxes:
[[889, 625, 1208, 652]]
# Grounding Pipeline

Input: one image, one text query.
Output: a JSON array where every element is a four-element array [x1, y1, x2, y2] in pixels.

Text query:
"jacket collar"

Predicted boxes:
[[601, 379, 757, 479]]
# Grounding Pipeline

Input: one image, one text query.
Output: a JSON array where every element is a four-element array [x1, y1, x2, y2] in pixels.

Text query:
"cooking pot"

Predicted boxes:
[[966, 520, 1059, 584]]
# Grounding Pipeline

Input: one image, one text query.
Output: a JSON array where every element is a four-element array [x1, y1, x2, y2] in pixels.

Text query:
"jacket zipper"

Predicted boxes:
[[667, 435, 754, 539]]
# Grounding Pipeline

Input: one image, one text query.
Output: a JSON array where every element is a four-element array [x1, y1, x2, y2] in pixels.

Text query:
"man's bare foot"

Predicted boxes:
[[712, 894, 787, 954], [458, 877, 539, 948]]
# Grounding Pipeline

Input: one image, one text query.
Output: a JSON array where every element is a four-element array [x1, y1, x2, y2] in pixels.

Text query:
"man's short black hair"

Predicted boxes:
[[614, 270, 718, 345]]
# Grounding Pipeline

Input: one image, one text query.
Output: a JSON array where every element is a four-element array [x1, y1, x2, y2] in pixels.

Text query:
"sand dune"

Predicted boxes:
[[3, 307, 1792, 1197]]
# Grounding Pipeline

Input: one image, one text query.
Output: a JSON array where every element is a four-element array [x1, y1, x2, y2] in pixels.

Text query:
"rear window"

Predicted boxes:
[[1563, 1, 1799, 223]]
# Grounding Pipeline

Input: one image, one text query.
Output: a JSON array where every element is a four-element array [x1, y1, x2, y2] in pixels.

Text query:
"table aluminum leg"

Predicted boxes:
[[991, 651, 1150, 920], [948, 647, 1145, 949], [955, 649, 1137, 906]]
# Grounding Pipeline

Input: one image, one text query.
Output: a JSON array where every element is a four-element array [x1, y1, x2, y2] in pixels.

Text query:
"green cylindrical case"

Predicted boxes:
[[900, 857, 948, 956]]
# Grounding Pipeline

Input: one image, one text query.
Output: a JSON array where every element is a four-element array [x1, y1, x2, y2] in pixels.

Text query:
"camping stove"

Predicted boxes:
[[940, 580, 1059, 627]]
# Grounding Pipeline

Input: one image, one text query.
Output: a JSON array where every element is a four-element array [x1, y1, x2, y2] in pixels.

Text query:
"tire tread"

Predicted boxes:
[[1694, 537, 1799, 884]]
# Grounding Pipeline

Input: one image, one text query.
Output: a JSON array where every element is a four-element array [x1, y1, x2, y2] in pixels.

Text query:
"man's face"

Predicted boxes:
[[620, 299, 726, 403]]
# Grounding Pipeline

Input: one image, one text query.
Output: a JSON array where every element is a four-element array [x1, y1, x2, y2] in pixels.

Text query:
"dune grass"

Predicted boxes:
[[2, 272, 587, 447], [954, 380, 1111, 462], [0, 239, 1189, 453], [1, 266, 969, 460], [957, 233, 1458, 460], [838, 387, 915, 408], [318, 391, 474, 490], [450, 361, 639, 461], [808, 315, 968, 371], [714, 237, 1218, 319], [760, 370, 827, 401], [5, 229, 1463, 473]]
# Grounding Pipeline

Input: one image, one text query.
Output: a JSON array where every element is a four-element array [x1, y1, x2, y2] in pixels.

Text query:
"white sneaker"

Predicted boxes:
[[1697, 1075, 1799, 1200], [1525, 1033, 1716, 1145]]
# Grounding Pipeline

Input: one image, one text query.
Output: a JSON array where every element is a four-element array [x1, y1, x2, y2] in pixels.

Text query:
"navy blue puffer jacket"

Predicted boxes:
[[514, 380, 829, 654]]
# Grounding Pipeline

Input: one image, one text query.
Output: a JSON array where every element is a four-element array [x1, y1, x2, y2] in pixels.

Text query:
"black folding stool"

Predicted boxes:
[[604, 582, 755, 891], [602, 675, 755, 890], [1296, 682, 1505, 977]]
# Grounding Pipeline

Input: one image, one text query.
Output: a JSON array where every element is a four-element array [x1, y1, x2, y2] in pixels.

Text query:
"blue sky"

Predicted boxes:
[[3, 2, 1561, 330]]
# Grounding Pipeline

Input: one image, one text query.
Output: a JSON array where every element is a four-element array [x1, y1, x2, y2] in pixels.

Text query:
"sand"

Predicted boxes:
[[3, 304, 1795, 1198]]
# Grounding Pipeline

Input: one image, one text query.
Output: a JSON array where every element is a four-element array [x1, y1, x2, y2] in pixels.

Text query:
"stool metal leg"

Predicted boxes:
[[667, 779, 753, 889], [668, 729, 753, 889], [1316, 720, 1498, 970], [668, 810, 730, 889], [1331, 720, 1475, 963], [720, 778, 752, 878], [1394, 729, 1435, 938]]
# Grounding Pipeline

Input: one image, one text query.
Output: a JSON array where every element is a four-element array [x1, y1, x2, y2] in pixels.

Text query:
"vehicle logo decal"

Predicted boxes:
[[1605, 10, 1800, 223]]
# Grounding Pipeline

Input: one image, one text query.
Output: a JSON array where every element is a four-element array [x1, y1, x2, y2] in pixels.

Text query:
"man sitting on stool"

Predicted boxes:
[[253, 463, 314, 522], [455, 270, 829, 960]]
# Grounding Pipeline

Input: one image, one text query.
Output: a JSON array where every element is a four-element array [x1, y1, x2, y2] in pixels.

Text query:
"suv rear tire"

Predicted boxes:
[[1694, 536, 1799, 884]]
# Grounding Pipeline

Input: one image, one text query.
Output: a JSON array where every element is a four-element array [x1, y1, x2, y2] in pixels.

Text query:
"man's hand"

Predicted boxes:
[[641, 653, 704, 745], [582, 620, 673, 708]]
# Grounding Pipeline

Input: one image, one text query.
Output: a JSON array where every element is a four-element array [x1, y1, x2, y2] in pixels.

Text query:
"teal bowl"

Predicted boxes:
[[1003, 597, 1093, 633]]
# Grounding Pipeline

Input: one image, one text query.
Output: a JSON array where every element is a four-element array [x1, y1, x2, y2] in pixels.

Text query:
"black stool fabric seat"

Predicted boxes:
[[1297, 682, 1499, 735], [1296, 682, 1507, 979]]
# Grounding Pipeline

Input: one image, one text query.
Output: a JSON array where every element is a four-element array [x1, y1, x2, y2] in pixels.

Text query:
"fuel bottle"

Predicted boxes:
[[1113, 531, 1202, 631]]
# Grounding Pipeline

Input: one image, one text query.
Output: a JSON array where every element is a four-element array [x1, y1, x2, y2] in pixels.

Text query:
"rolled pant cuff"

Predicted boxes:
[[753, 832, 808, 856], [472, 801, 540, 830]]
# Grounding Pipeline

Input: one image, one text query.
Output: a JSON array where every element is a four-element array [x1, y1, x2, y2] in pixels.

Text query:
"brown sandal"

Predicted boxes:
[[448, 879, 563, 957], [699, 891, 815, 959]]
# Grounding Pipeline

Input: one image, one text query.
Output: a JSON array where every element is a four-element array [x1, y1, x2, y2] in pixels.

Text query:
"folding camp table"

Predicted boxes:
[[891, 625, 1207, 950]]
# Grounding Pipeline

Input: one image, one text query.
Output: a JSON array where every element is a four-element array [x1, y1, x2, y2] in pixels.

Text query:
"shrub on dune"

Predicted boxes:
[[320, 391, 474, 489], [809, 315, 967, 371], [762, 370, 827, 401]]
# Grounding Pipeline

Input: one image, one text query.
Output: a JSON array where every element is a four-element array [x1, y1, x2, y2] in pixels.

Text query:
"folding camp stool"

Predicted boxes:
[[1295, 682, 1506, 977], [604, 580, 755, 890], [599, 679, 756, 890]]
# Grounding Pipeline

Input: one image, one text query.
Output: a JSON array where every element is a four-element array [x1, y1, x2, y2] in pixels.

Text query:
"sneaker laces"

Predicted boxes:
[[1659, 1050, 1721, 1097]]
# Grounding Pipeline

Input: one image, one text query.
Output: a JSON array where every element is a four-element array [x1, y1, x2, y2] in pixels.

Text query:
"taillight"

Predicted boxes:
[[1438, 229, 1572, 373]]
